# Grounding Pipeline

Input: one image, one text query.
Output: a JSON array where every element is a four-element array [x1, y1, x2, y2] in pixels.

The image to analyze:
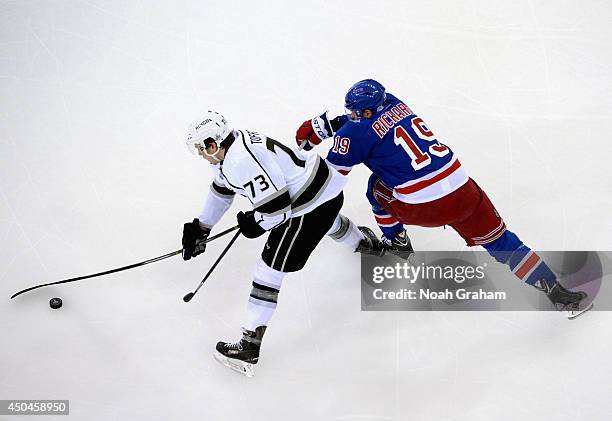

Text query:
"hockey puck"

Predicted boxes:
[[49, 297, 62, 309]]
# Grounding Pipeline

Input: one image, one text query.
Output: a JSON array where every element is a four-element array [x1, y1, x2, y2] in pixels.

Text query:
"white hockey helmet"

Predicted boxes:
[[186, 111, 232, 155]]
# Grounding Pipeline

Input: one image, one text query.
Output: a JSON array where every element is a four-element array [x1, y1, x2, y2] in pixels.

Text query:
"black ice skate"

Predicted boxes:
[[534, 279, 593, 320], [355, 226, 386, 257], [214, 326, 266, 377], [382, 229, 414, 260]]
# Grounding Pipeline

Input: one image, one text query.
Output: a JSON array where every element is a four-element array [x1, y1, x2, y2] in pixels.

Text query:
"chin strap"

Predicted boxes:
[[203, 140, 223, 163], [208, 152, 223, 164], [206, 132, 235, 163]]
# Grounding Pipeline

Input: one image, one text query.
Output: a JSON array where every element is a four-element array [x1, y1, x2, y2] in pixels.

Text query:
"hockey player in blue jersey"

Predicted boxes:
[[296, 79, 591, 319]]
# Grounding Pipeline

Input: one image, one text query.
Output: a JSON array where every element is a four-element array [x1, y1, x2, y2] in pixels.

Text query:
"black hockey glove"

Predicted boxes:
[[182, 218, 211, 261], [237, 211, 266, 239]]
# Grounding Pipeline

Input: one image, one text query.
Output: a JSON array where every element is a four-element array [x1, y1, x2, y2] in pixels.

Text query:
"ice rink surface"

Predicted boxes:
[[1, 1, 612, 420]]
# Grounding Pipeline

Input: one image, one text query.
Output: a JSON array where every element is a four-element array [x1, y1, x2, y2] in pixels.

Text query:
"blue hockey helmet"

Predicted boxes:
[[344, 79, 386, 120]]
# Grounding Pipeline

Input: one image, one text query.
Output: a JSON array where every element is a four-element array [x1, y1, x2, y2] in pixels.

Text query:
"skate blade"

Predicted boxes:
[[567, 302, 594, 320], [213, 351, 255, 378]]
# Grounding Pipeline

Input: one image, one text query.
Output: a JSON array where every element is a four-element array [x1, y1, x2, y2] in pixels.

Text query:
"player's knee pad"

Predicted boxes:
[[366, 174, 383, 211], [482, 230, 530, 264]]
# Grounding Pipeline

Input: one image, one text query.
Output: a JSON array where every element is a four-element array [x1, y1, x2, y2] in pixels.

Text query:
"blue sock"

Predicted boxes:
[[366, 173, 404, 240], [483, 230, 557, 288]]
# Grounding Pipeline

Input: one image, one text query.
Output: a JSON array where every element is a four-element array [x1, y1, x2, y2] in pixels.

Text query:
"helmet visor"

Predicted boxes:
[[345, 107, 362, 122]]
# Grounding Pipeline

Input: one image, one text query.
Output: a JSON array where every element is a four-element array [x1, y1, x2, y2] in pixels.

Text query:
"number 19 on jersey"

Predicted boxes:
[[394, 117, 449, 170]]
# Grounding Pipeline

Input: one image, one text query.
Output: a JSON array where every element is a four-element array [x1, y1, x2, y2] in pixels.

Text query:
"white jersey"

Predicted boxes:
[[198, 129, 347, 231]]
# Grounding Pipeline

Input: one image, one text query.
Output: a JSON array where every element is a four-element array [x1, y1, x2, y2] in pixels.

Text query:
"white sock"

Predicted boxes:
[[327, 213, 364, 250], [243, 258, 286, 331]]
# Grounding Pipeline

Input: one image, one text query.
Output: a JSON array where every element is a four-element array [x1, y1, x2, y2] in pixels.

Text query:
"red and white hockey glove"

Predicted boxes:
[[295, 112, 335, 151]]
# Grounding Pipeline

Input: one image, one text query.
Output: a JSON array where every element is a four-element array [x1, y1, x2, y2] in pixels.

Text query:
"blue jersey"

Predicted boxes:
[[326, 93, 468, 203]]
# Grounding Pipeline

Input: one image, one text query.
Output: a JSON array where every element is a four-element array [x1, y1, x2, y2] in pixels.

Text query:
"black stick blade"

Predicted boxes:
[[183, 292, 194, 303]]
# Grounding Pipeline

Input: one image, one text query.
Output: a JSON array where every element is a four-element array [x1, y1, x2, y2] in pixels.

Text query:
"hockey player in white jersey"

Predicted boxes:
[[181, 111, 383, 377]]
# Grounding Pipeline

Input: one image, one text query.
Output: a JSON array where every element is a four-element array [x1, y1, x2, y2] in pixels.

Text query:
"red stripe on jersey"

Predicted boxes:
[[395, 159, 462, 194], [338, 169, 351, 175], [515, 253, 540, 280], [375, 215, 398, 225]]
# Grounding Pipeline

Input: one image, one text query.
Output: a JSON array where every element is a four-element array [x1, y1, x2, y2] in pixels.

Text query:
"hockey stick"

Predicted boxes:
[[10, 225, 240, 299], [183, 228, 242, 303]]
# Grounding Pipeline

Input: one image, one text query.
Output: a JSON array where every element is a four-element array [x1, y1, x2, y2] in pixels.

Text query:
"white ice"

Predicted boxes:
[[1, 1, 611, 420]]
